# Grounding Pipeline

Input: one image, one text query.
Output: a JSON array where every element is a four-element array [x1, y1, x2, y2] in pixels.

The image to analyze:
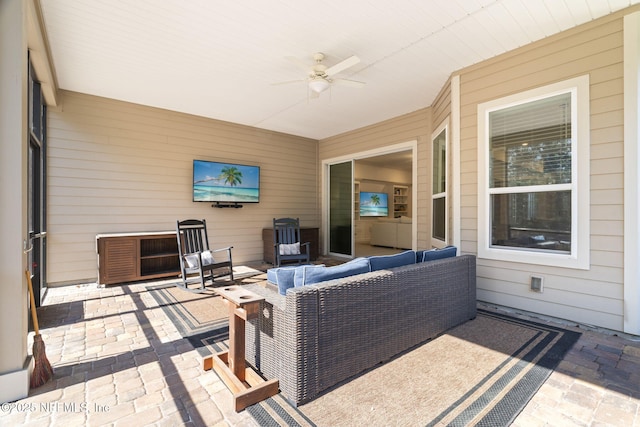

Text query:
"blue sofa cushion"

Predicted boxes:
[[268, 265, 315, 295], [295, 257, 371, 286], [422, 246, 457, 262], [369, 250, 416, 271]]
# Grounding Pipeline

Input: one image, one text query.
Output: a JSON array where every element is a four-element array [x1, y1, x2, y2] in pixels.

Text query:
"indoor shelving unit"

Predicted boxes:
[[393, 185, 409, 217]]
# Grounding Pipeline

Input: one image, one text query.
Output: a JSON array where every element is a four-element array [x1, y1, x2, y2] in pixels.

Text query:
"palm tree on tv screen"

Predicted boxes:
[[220, 166, 243, 187], [370, 194, 380, 206]]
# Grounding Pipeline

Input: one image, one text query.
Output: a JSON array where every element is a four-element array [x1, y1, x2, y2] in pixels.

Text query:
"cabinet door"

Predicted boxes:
[[100, 238, 138, 284]]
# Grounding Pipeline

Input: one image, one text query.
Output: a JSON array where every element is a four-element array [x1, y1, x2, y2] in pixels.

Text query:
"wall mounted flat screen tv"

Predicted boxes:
[[193, 160, 260, 203], [359, 192, 388, 217]]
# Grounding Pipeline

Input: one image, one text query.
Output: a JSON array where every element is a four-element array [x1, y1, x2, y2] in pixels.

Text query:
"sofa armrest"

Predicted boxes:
[[245, 284, 321, 404]]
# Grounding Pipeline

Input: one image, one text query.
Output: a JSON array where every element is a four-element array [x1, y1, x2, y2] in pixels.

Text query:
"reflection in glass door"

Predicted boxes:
[[329, 161, 353, 256]]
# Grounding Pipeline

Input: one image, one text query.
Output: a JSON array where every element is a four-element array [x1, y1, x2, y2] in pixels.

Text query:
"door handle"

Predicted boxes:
[[24, 231, 46, 253]]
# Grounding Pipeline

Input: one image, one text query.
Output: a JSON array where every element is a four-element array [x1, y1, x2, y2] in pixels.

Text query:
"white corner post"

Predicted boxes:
[[624, 12, 640, 336], [451, 75, 461, 250], [0, 0, 32, 403]]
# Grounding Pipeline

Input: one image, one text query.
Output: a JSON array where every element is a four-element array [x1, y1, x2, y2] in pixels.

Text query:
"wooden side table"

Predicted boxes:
[[203, 285, 279, 411]]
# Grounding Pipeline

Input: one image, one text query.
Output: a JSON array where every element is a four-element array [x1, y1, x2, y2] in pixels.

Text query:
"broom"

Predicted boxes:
[[25, 270, 54, 388]]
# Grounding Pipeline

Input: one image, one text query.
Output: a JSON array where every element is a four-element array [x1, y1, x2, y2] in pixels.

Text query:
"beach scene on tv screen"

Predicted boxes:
[[193, 160, 260, 202], [360, 192, 388, 217]]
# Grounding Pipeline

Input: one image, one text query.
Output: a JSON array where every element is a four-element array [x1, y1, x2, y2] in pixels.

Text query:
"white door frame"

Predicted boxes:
[[321, 140, 418, 257]]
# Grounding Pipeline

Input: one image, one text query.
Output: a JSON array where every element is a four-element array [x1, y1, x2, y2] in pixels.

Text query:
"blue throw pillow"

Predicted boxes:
[[369, 250, 416, 271], [296, 257, 371, 286], [422, 246, 457, 262]]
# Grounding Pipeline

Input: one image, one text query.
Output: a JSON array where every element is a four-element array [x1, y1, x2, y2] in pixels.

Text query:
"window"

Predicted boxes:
[[478, 76, 590, 269], [432, 123, 447, 245]]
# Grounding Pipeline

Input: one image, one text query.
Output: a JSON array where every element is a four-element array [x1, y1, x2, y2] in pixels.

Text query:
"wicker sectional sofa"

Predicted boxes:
[[243, 253, 477, 406]]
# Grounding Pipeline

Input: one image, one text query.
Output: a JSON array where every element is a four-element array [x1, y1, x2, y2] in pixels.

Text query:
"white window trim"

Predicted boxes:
[[477, 75, 590, 270], [431, 119, 448, 248]]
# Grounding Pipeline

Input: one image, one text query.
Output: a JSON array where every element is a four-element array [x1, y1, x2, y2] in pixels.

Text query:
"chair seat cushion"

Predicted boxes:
[[279, 242, 301, 255]]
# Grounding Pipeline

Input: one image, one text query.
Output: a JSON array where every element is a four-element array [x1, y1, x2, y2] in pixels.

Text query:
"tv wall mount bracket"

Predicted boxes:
[[212, 202, 243, 209]]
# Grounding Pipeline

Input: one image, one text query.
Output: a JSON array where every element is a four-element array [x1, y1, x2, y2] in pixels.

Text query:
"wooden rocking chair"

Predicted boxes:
[[273, 217, 310, 267], [176, 219, 234, 292]]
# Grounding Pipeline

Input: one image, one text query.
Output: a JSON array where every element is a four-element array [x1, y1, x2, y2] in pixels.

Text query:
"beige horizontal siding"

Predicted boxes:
[[431, 76, 452, 128], [456, 8, 629, 330], [321, 109, 430, 158], [47, 91, 318, 285]]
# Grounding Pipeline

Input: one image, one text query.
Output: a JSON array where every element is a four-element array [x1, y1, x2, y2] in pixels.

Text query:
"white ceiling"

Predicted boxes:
[[39, 0, 639, 140]]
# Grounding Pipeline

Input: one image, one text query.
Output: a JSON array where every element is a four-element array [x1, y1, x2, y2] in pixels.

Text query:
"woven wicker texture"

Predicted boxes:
[[245, 254, 477, 405]]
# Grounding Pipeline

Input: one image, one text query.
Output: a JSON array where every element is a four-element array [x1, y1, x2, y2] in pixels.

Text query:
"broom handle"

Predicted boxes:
[[25, 270, 40, 335]]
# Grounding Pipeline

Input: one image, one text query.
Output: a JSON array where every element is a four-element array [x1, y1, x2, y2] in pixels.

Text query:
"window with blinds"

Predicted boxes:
[[432, 126, 447, 243], [488, 92, 573, 254]]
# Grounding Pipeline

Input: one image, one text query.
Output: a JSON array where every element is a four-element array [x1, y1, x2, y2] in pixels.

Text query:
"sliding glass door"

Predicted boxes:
[[328, 161, 353, 256], [28, 60, 47, 306]]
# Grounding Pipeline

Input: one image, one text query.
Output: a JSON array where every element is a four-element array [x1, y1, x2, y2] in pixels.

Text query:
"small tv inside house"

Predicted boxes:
[[193, 160, 260, 204], [359, 192, 389, 217]]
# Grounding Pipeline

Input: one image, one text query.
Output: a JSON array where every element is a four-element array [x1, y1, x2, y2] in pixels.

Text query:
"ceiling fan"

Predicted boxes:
[[274, 52, 366, 95]]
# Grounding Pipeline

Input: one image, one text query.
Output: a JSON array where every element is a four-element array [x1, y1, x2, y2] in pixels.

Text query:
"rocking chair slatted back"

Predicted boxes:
[[276, 223, 298, 245], [179, 220, 210, 254], [273, 217, 310, 267]]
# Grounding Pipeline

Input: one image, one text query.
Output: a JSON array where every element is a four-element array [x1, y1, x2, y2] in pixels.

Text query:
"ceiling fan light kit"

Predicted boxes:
[[308, 77, 331, 93]]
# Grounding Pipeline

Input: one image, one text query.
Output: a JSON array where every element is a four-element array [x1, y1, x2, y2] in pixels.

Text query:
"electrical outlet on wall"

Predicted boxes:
[[530, 275, 544, 293]]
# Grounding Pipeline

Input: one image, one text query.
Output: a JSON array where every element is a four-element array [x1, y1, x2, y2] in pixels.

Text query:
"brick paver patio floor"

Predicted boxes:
[[2, 279, 639, 426]]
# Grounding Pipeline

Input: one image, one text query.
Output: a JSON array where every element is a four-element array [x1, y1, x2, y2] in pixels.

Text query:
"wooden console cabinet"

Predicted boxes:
[[262, 227, 319, 264], [96, 232, 180, 285]]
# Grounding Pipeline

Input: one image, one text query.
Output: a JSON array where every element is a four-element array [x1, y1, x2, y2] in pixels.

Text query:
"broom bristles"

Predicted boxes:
[[30, 334, 53, 389]]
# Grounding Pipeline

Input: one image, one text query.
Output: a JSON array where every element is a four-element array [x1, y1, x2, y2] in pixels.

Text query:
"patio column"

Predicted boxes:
[[0, 0, 31, 403], [624, 12, 640, 336]]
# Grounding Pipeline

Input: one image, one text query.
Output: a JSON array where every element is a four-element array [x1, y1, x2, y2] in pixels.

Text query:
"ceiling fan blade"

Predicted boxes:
[[325, 55, 360, 76], [285, 56, 311, 72], [271, 79, 306, 86], [333, 78, 366, 88]]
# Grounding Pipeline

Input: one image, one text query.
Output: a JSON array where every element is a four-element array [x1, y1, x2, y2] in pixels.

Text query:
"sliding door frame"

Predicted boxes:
[[321, 140, 418, 257]]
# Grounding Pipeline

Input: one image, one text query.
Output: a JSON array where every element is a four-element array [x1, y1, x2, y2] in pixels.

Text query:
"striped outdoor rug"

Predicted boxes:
[[146, 265, 266, 336], [187, 309, 580, 426]]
